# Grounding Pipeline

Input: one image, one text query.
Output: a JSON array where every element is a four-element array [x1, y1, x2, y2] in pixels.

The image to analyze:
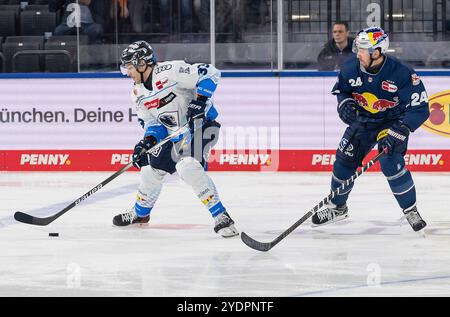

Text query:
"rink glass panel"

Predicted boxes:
[[213, 0, 277, 70], [0, 1, 449, 72]]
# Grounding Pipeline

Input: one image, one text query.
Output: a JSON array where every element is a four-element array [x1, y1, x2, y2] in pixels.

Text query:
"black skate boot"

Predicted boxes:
[[214, 211, 239, 238], [402, 205, 426, 232], [113, 207, 150, 226], [312, 202, 349, 226]]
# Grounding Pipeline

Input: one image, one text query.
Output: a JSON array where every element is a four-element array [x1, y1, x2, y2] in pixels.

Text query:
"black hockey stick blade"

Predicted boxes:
[[14, 196, 79, 225], [14, 211, 40, 225], [241, 150, 385, 252], [241, 210, 314, 252], [14, 210, 65, 226], [240, 232, 273, 252]]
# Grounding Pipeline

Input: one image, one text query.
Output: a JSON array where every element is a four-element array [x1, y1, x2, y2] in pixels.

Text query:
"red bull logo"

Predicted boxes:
[[422, 90, 450, 138], [352, 92, 397, 113], [369, 31, 384, 44], [373, 99, 397, 111]]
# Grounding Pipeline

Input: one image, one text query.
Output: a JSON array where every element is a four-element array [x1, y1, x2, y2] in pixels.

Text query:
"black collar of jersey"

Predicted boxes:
[[360, 55, 387, 75], [143, 65, 155, 91]]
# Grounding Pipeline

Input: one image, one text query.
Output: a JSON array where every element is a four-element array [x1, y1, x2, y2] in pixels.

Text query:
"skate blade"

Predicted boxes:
[[218, 226, 240, 238], [311, 214, 349, 227], [417, 229, 426, 238]]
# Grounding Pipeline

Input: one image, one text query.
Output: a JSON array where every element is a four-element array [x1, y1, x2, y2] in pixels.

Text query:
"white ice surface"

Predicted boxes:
[[1, 171, 450, 297]]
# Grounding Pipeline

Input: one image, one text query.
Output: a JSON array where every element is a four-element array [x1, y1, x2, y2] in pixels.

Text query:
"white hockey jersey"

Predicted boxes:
[[130, 60, 221, 139]]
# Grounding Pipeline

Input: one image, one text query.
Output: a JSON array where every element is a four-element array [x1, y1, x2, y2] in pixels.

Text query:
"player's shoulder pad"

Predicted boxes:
[[338, 54, 359, 78], [385, 55, 418, 86], [159, 60, 194, 76], [385, 55, 413, 74], [154, 61, 178, 76]]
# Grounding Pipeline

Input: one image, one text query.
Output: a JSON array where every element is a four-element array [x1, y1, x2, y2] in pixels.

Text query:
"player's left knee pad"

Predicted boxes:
[[139, 166, 165, 191], [379, 154, 416, 209], [175, 157, 204, 185], [379, 153, 407, 177]]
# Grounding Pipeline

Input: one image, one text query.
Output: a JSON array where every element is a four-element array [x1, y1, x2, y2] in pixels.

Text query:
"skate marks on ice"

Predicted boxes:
[[1, 172, 450, 296], [293, 274, 450, 297], [115, 223, 209, 230], [261, 219, 450, 237]]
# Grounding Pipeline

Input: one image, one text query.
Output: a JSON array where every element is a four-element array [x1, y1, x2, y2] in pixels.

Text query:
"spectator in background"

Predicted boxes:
[[90, 0, 112, 33], [111, 0, 130, 33], [178, 0, 195, 34], [114, 0, 129, 20], [155, 0, 171, 34], [174, 0, 209, 35], [194, 0, 241, 42], [111, 1, 171, 35], [244, 0, 269, 28], [49, 0, 67, 12], [111, 0, 145, 33], [179, 0, 208, 34], [51, 0, 104, 43], [317, 21, 354, 71]]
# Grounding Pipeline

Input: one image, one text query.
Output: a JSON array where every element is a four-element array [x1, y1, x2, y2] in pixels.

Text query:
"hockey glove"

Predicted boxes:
[[337, 99, 358, 126], [187, 99, 207, 131], [378, 122, 410, 156], [132, 136, 157, 169]]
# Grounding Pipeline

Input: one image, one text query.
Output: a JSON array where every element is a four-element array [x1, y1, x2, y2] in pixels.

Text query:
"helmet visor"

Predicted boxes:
[[352, 36, 372, 54], [120, 62, 133, 76]]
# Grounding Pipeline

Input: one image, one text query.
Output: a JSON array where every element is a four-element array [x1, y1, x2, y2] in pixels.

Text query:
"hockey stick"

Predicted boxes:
[[14, 125, 190, 226], [241, 150, 386, 252]]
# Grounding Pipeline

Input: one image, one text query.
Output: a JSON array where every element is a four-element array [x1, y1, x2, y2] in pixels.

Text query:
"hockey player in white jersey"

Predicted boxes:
[[112, 41, 238, 238]]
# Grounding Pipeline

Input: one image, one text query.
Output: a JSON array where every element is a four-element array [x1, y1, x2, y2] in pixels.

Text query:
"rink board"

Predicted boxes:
[[1, 74, 450, 171], [1, 149, 449, 172]]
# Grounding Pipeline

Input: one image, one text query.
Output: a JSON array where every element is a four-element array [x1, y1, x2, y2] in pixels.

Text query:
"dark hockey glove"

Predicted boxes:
[[132, 136, 157, 169], [187, 99, 207, 130], [378, 122, 410, 156], [337, 99, 358, 126]]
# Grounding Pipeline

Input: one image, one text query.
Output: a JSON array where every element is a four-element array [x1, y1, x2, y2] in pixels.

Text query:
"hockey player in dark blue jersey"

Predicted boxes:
[[311, 27, 429, 232]]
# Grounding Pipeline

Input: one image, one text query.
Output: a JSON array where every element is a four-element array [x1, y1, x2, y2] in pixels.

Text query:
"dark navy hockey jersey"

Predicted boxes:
[[332, 55, 429, 132]]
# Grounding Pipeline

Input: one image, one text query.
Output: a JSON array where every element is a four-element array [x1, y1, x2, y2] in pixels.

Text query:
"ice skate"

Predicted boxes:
[[401, 205, 426, 232], [214, 211, 239, 238], [311, 202, 349, 226], [113, 206, 150, 226]]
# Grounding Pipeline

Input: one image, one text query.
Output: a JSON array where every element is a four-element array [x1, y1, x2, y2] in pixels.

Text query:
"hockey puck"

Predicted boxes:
[[49, 233, 59, 237]]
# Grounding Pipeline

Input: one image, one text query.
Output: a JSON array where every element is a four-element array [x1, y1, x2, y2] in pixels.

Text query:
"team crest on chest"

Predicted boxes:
[[158, 111, 180, 128]]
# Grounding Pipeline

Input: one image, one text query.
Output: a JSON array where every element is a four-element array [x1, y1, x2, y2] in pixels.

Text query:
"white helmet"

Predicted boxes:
[[352, 27, 389, 55]]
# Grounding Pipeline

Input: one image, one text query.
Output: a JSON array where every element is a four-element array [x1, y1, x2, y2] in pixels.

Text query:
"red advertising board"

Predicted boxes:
[[2, 149, 449, 172]]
